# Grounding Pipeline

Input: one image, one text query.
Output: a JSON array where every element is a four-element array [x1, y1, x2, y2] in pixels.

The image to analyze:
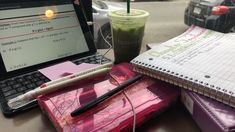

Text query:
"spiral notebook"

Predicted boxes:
[[131, 25, 235, 108]]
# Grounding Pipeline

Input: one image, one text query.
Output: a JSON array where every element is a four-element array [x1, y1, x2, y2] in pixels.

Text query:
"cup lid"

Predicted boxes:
[[108, 9, 149, 19]]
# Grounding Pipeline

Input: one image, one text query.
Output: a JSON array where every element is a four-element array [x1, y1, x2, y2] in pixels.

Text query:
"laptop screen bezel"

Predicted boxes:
[[0, 0, 97, 80]]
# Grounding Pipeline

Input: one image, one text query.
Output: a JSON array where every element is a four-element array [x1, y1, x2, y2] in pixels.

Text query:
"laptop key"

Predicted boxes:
[[90, 61, 97, 64], [89, 57, 96, 61], [36, 81, 44, 86], [22, 81, 31, 85], [15, 77, 25, 83], [32, 78, 40, 82], [0, 82, 7, 88], [24, 75, 34, 80], [33, 72, 42, 77], [74, 61, 83, 65], [84, 59, 89, 63], [39, 76, 47, 80], [95, 60, 100, 63], [102, 60, 111, 63], [2, 86, 12, 92], [5, 92, 24, 101], [101, 57, 108, 61], [7, 81, 16, 86], [17, 86, 27, 92], [43, 78, 50, 82], [3, 90, 17, 97], [26, 84, 36, 89], [12, 84, 22, 89], [95, 56, 102, 60]]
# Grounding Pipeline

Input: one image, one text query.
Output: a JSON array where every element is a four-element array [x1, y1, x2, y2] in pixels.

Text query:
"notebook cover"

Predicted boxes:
[[181, 90, 235, 132], [147, 42, 235, 132], [37, 63, 180, 132]]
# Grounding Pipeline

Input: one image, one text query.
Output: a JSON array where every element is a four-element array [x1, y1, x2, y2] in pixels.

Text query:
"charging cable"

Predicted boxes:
[[123, 90, 136, 132], [109, 74, 137, 132], [89, 21, 136, 131], [78, 0, 112, 64], [87, 21, 112, 64]]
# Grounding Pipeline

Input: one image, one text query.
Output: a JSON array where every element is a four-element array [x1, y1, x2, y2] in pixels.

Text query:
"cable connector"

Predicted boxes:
[[87, 21, 93, 26]]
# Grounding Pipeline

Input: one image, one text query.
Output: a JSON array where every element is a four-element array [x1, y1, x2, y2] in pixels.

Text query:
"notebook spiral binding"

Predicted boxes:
[[131, 60, 235, 108]]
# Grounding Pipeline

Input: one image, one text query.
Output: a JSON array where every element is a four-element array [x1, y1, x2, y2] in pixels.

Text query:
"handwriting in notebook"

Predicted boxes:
[[148, 27, 225, 66]]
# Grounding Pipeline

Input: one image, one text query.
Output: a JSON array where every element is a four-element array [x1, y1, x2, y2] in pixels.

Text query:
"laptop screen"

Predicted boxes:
[[0, 0, 95, 74]]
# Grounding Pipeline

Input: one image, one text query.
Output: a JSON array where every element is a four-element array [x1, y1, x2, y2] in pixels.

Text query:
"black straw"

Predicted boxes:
[[127, 0, 130, 13]]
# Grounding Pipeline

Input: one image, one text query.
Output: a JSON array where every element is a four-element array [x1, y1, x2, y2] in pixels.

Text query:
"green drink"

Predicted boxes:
[[108, 9, 149, 64]]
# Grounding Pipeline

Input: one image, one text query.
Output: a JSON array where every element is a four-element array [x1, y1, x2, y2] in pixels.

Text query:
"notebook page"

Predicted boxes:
[[132, 26, 235, 97]]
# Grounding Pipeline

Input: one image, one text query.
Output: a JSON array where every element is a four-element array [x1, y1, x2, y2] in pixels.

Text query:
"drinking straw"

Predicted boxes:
[[127, 0, 130, 14]]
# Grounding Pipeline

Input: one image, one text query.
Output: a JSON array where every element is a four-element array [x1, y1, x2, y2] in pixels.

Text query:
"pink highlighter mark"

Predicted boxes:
[[39, 61, 99, 80]]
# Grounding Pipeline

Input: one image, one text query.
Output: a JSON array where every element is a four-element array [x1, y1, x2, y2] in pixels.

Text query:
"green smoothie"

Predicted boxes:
[[112, 26, 145, 63], [108, 9, 149, 64]]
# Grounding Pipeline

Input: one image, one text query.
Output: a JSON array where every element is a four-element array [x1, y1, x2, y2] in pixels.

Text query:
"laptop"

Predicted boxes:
[[0, 0, 112, 117]]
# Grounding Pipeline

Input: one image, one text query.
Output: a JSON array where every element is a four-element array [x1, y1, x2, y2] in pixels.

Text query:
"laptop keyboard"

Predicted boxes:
[[0, 72, 50, 102], [0, 54, 112, 116], [73, 54, 111, 65]]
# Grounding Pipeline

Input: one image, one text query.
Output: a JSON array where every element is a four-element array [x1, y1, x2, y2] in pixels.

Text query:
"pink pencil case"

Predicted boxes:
[[37, 63, 179, 132]]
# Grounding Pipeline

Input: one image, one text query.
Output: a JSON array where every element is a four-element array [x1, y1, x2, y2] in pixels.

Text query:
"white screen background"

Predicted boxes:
[[0, 4, 89, 72]]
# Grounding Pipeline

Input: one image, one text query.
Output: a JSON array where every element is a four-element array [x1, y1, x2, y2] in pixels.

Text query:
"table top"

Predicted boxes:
[[0, 1, 202, 131]]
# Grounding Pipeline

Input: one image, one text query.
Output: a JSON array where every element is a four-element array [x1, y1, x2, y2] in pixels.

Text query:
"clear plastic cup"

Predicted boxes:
[[108, 9, 149, 64]]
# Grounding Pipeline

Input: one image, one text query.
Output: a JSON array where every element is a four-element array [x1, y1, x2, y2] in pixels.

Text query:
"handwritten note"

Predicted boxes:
[[148, 26, 225, 65]]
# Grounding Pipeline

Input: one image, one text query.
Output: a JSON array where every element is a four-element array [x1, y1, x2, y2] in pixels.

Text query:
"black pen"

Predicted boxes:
[[70, 74, 143, 117]]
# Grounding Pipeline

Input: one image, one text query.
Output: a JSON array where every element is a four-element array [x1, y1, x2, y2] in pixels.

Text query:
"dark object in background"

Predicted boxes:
[[80, 0, 93, 34], [184, 0, 235, 33]]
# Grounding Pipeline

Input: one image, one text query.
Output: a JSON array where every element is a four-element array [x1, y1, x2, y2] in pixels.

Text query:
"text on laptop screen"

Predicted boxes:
[[0, 2, 89, 72]]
